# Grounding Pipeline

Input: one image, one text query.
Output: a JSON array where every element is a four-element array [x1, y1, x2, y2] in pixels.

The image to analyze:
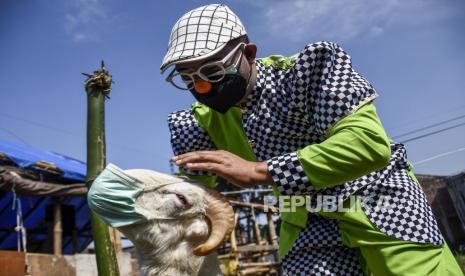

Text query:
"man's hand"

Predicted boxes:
[[171, 150, 274, 188]]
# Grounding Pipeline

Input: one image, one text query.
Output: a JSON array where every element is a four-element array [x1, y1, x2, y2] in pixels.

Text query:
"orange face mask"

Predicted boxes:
[[194, 80, 213, 94]]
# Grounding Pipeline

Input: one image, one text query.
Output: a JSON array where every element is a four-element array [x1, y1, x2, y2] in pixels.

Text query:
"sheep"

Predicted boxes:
[[88, 166, 235, 276]]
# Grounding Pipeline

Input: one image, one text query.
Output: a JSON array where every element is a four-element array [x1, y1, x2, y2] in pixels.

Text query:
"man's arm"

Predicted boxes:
[[263, 41, 389, 195], [173, 42, 391, 193], [173, 102, 391, 193], [267, 102, 391, 195], [168, 108, 219, 187]]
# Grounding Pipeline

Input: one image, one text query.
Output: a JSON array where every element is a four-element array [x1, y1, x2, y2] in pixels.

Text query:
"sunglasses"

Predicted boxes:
[[165, 43, 246, 91]]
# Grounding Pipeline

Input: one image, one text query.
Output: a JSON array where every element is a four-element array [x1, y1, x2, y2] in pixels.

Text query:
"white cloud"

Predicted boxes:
[[64, 0, 108, 42], [261, 0, 460, 42]]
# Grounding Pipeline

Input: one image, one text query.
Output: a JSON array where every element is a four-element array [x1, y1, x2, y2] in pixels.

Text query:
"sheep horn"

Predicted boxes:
[[193, 189, 235, 256]]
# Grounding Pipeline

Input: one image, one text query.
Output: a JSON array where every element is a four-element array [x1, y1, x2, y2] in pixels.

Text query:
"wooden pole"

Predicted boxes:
[[228, 200, 278, 213], [231, 212, 239, 254], [267, 212, 279, 263], [231, 212, 239, 275], [110, 228, 122, 253], [251, 208, 262, 244], [53, 198, 62, 255], [83, 61, 120, 276], [267, 212, 278, 247]]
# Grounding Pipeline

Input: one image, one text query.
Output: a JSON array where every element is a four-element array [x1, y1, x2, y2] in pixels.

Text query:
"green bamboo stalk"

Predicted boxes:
[[83, 61, 120, 276]]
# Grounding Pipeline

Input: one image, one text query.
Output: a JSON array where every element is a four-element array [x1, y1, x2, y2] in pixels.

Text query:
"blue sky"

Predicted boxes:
[[1, 0, 464, 176]]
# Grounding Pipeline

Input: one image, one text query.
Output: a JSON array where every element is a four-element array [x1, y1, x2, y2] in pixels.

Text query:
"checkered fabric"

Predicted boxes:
[[270, 142, 406, 204], [161, 4, 246, 72], [283, 216, 364, 275], [267, 152, 316, 195], [167, 41, 443, 274], [167, 109, 216, 176], [288, 213, 342, 252], [282, 245, 364, 276], [267, 144, 443, 246], [360, 169, 443, 245]]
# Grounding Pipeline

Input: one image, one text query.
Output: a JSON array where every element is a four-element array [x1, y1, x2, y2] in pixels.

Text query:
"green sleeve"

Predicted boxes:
[[297, 102, 391, 189], [175, 168, 218, 188]]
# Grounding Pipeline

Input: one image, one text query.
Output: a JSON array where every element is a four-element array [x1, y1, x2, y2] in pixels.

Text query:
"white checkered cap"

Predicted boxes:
[[160, 4, 247, 73]]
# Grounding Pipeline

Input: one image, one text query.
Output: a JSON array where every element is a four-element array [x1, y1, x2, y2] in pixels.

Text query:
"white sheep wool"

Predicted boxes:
[[89, 164, 232, 276], [87, 163, 191, 227]]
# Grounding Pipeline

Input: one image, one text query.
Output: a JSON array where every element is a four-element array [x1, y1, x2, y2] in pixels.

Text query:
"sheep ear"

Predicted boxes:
[[192, 190, 235, 256]]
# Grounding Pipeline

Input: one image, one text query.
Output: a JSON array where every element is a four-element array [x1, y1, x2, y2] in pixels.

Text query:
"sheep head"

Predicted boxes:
[[87, 164, 235, 257]]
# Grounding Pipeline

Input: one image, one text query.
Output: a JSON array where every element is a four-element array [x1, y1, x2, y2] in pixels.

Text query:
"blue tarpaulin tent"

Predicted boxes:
[[0, 139, 92, 254]]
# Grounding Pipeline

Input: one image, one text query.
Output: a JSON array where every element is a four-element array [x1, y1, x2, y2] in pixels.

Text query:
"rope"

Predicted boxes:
[[9, 171, 27, 253]]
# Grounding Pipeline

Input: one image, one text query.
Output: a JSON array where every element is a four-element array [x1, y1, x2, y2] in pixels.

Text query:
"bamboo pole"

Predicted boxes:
[[110, 228, 122, 253], [267, 212, 278, 247], [228, 200, 278, 213], [83, 61, 120, 276], [231, 212, 239, 254], [251, 207, 262, 244], [53, 198, 62, 255], [267, 212, 279, 262]]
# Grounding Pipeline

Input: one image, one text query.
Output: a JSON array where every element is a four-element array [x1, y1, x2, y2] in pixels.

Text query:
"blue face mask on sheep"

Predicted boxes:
[[87, 163, 235, 256], [87, 163, 146, 227]]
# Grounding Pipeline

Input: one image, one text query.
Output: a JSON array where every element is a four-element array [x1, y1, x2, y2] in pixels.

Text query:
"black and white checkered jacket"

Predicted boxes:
[[167, 41, 443, 275]]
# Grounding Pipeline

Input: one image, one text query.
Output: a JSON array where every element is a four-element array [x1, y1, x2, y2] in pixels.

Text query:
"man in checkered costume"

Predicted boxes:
[[161, 4, 463, 275]]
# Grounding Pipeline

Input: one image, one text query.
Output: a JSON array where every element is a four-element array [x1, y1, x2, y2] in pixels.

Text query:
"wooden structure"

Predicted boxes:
[[418, 172, 465, 252], [0, 139, 126, 274], [217, 188, 281, 275]]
